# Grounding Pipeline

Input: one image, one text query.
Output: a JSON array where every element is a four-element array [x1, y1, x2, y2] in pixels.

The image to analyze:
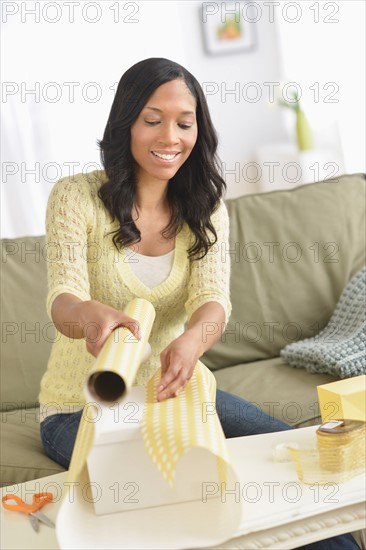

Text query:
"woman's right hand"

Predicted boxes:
[[76, 300, 140, 357], [51, 294, 140, 357]]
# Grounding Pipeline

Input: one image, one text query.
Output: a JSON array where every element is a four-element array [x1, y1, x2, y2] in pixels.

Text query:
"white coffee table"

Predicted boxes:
[[1, 426, 365, 550]]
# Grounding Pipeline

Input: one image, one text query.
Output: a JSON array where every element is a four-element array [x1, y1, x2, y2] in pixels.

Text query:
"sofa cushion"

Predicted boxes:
[[204, 173, 366, 370], [1, 236, 54, 410], [0, 408, 65, 487], [281, 266, 366, 377], [213, 357, 338, 428]]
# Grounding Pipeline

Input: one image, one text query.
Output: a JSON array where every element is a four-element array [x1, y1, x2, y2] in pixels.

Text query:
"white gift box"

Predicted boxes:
[[86, 386, 231, 515]]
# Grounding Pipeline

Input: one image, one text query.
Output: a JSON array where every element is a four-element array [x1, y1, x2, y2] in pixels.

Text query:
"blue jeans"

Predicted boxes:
[[40, 408, 83, 469], [216, 388, 292, 436], [40, 390, 359, 550]]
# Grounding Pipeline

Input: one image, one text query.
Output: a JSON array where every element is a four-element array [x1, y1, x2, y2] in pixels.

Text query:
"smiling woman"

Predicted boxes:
[[97, 57, 225, 260], [40, 57, 286, 446], [39, 56, 240, 434], [36, 59, 362, 549]]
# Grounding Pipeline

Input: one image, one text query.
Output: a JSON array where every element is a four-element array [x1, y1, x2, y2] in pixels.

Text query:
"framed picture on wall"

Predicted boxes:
[[201, 1, 257, 55]]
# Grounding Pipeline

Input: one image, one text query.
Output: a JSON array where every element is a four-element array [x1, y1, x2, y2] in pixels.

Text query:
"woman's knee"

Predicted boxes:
[[40, 410, 83, 469]]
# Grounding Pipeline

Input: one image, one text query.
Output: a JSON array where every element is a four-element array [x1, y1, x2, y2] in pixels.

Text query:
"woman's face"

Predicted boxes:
[[130, 79, 198, 186]]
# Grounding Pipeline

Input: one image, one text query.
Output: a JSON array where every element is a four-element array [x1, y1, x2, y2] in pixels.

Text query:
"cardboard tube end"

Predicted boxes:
[[88, 371, 126, 402]]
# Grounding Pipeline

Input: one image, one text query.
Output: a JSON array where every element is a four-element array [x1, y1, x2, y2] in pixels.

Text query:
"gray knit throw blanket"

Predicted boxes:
[[281, 266, 366, 378]]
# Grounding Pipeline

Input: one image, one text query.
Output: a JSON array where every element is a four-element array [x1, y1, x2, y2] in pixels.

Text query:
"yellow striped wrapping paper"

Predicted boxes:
[[143, 360, 230, 486], [59, 299, 241, 549]]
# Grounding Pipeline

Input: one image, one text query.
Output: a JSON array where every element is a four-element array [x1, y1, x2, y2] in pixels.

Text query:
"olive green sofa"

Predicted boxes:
[[1, 173, 365, 488]]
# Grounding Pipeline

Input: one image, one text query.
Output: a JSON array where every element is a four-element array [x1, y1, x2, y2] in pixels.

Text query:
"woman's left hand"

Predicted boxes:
[[156, 332, 202, 401], [156, 302, 226, 401]]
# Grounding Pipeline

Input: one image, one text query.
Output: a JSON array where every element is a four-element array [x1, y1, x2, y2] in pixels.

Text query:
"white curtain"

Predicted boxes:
[[1, 1, 187, 239], [2, 91, 55, 238]]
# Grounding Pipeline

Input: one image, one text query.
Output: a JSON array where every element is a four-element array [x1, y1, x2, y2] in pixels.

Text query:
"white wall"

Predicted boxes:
[[1, 1, 364, 238], [1, 2, 189, 237], [276, 0, 365, 175], [1, 0, 287, 237]]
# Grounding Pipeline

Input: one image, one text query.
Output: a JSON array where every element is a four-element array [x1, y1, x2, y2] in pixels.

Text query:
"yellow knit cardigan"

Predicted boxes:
[[39, 171, 231, 408]]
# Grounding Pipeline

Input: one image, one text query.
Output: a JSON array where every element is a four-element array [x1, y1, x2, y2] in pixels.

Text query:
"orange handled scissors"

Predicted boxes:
[[2, 492, 55, 532]]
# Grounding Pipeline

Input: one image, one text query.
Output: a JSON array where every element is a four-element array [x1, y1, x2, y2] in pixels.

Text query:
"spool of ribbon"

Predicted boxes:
[[289, 419, 366, 484], [316, 419, 366, 474]]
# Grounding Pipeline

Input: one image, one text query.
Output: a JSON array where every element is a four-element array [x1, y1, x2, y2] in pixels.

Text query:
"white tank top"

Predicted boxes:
[[128, 249, 175, 288]]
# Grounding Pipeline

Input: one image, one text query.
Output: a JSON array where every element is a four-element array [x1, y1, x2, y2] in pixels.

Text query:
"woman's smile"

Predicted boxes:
[[151, 150, 181, 162]]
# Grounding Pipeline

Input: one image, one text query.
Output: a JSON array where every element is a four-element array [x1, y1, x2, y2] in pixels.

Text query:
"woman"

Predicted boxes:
[[40, 57, 287, 439], [39, 58, 358, 550]]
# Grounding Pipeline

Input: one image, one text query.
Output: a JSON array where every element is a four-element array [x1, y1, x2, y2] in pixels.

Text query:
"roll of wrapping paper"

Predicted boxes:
[[86, 298, 155, 403], [67, 298, 155, 485]]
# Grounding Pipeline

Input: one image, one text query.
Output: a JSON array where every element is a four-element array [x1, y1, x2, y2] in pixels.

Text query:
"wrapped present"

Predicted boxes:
[[317, 375, 366, 422]]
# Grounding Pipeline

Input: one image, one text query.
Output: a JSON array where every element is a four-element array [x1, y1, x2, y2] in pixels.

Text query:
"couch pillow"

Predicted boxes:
[[1, 236, 54, 410], [204, 173, 366, 370], [280, 266, 365, 378]]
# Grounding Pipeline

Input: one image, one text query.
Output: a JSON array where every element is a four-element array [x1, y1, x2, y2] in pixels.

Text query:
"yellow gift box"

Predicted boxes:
[[317, 375, 366, 422]]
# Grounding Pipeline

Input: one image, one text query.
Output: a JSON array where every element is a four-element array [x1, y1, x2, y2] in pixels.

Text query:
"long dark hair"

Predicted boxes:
[[97, 57, 226, 259]]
